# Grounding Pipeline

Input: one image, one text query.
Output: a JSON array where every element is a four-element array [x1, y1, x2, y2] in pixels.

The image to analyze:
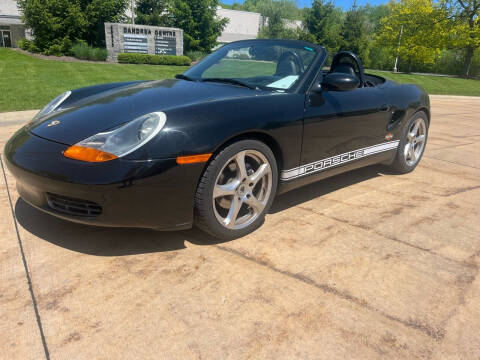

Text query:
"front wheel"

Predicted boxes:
[[194, 140, 278, 240], [389, 111, 429, 173]]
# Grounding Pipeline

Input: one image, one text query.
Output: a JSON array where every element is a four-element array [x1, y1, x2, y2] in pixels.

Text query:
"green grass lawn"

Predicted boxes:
[[1, 48, 479, 113], [368, 70, 480, 97], [203, 59, 276, 78], [0, 48, 189, 112]]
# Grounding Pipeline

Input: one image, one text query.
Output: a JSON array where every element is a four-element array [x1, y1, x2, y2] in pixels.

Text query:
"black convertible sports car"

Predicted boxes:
[[5, 39, 429, 239]]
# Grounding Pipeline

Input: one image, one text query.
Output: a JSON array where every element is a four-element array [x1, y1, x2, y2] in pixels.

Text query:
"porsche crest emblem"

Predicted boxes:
[[47, 120, 61, 127]]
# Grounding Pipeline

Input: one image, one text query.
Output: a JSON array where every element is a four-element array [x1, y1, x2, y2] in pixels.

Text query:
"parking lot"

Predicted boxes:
[[1, 95, 479, 359]]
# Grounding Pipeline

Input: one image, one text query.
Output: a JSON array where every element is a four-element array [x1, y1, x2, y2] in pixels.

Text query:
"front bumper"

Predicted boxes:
[[4, 127, 205, 230]]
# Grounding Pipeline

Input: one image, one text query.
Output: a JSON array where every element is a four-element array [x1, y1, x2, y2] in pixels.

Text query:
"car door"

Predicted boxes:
[[291, 83, 393, 181]]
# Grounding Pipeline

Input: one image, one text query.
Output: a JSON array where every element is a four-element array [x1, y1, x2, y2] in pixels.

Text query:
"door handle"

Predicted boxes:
[[378, 104, 391, 112]]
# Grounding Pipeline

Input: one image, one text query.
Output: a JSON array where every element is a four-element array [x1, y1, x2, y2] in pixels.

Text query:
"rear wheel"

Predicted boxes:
[[194, 140, 278, 240], [390, 111, 429, 173]]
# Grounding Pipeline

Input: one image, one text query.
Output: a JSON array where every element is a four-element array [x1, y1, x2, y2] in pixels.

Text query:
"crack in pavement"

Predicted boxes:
[[431, 112, 478, 117], [296, 206, 478, 271], [423, 156, 480, 170], [0, 157, 50, 360], [426, 142, 475, 152], [215, 245, 446, 341]]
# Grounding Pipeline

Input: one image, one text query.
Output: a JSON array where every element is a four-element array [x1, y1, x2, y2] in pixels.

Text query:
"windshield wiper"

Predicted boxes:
[[175, 74, 196, 81], [201, 78, 258, 90]]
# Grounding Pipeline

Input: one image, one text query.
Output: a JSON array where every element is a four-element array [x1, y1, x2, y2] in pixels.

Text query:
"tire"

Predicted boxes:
[[194, 140, 278, 240], [389, 111, 429, 173]]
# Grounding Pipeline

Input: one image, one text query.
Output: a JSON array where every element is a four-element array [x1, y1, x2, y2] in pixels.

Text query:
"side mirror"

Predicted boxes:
[[320, 72, 360, 91]]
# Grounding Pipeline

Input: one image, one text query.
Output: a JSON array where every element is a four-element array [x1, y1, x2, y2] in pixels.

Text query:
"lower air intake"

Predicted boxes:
[[46, 193, 102, 217]]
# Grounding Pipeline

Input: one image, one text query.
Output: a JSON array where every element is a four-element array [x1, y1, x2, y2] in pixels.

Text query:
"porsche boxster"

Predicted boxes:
[[4, 39, 430, 239]]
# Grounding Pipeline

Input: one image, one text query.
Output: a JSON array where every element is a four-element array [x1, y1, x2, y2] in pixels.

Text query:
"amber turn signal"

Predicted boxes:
[[176, 153, 212, 165], [64, 145, 118, 163]]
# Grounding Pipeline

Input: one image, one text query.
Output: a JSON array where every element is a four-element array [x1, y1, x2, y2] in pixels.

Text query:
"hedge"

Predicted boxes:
[[186, 50, 208, 62], [117, 53, 191, 66], [72, 43, 108, 61], [18, 38, 40, 53]]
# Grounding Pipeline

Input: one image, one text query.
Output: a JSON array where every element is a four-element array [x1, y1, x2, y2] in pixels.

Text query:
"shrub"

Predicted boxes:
[[186, 50, 208, 62], [18, 38, 40, 53], [44, 43, 63, 56], [60, 37, 73, 56], [28, 43, 41, 53], [91, 47, 108, 61], [87, 48, 97, 61], [117, 53, 192, 66], [75, 39, 88, 47], [18, 38, 32, 51], [72, 43, 108, 61], [72, 43, 90, 60]]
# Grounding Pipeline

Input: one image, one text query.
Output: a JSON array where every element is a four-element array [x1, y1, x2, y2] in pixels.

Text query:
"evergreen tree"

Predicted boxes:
[[135, 0, 171, 27], [304, 0, 343, 54], [339, 1, 368, 62]]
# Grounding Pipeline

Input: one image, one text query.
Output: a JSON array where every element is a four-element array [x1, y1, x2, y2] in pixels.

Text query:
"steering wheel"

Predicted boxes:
[[278, 51, 304, 75]]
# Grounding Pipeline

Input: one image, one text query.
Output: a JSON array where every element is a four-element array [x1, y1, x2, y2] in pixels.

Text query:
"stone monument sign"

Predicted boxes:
[[105, 23, 184, 62]]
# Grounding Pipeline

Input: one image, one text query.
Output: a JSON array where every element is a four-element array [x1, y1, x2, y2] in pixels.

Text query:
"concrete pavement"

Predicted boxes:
[[1, 96, 479, 359]]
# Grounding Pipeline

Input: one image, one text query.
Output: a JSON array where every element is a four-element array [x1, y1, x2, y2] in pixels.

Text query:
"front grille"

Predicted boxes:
[[46, 193, 102, 217]]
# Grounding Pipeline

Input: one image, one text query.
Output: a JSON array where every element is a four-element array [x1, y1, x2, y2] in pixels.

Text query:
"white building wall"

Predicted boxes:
[[217, 7, 303, 44], [285, 19, 303, 30], [217, 8, 263, 43], [0, 0, 20, 17]]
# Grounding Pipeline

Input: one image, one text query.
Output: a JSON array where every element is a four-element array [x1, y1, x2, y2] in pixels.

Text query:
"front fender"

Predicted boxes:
[[125, 93, 306, 171], [384, 82, 430, 133]]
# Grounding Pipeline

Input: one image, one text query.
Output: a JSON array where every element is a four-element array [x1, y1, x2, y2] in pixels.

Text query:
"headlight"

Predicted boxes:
[[64, 112, 167, 162], [35, 91, 72, 120]]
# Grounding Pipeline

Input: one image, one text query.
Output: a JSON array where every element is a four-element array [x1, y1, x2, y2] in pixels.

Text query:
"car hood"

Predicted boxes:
[[28, 79, 261, 145]]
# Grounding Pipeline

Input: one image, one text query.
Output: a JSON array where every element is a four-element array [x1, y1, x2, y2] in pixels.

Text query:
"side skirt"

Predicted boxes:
[[277, 141, 399, 195]]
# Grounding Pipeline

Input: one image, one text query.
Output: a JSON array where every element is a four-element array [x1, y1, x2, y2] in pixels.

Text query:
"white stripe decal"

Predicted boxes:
[[281, 140, 400, 180]]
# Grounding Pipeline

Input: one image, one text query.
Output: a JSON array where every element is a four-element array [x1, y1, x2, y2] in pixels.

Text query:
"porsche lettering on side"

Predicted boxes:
[[4, 39, 430, 239]]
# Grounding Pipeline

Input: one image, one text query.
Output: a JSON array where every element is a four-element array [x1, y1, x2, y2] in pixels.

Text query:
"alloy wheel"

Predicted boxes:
[[212, 150, 272, 230], [404, 117, 427, 166]]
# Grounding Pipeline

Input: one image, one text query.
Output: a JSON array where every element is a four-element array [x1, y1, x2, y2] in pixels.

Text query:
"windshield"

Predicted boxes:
[[182, 40, 322, 91]]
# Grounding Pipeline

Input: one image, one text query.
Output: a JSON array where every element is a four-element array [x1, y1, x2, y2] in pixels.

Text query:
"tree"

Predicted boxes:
[[18, 0, 87, 52], [18, 0, 128, 52], [169, 0, 228, 53], [361, 4, 390, 68], [135, 0, 171, 26], [303, 0, 343, 54], [256, 0, 299, 39], [376, 0, 445, 72], [243, 0, 263, 12], [363, 4, 390, 33], [219, 2, 245, 10], [81, 0, 129, 46], [339, 1, 368, 61], [442, 0, 480, 76]]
